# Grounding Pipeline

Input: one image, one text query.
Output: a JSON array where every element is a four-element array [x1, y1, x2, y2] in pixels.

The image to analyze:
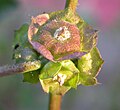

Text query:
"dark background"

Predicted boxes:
[[0, 0, 120, 110]]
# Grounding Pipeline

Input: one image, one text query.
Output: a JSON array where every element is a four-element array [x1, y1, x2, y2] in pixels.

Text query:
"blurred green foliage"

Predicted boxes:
[[0, 0, 17, 11]]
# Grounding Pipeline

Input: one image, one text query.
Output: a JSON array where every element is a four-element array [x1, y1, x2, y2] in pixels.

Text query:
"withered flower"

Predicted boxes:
[[28, 14, 86, 61]]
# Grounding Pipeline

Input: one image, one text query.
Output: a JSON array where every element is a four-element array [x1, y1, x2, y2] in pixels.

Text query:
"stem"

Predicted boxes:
[[0, 60, 41, 77], [65, 0, 78, 12], [49, 93, 62, 110]]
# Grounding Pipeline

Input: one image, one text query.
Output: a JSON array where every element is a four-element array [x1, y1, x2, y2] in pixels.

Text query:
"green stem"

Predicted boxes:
[[49, 93, 62, 110], [65, 0, 78, 12], [0, 60, 41, 77]]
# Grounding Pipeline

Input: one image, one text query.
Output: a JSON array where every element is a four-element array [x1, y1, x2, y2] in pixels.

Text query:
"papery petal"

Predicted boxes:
[[38, 20, 81, 60], [31, 14, 49, 26], [30, 41, 54, 61], [57, 52, 86, 61], [28, 14, 55, 61]]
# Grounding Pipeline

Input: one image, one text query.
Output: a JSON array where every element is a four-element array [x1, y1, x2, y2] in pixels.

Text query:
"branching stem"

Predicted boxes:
[[0, 60, 41, 77]]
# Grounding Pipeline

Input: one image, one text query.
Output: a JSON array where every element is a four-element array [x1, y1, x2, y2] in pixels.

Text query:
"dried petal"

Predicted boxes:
[[28, 14, 55, 61], [32, 20, 83, 61]]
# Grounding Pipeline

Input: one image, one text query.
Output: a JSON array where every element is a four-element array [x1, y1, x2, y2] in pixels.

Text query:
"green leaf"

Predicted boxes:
[[23, 70, 40, 84], [81, 77, 98, 86], [78, 47, 104, 86], [13, 47, 38, 63], [39, 62, 62, 79], [13, 24, 38, 63], [13, 24, 41, 84], [60, 60, 79, 74], [13, 24, 30, 48]]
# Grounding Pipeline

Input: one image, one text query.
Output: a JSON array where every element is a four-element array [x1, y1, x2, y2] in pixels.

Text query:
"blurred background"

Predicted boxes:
[[0, 0, 120, 110]]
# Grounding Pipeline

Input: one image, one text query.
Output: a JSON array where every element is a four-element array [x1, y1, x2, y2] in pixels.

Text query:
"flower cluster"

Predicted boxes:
[[13, 8, 103, 95]]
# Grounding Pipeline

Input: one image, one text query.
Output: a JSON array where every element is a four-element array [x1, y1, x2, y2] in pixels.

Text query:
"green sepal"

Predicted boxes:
[[39, 60, 81, 94], [78, 47, 104, 86], [23, 69, 40, 84], [64, 73, 79, 88], [40, 69, 73, 95], [80, 76, 98, 86], [57, 69, 74, 81], [60, 60, 79, 74], [40, 78, 71, 95], [49, 8, 82, 24], [39, 62, 62, 79], [78, 22, 98, 53], [60, 60, 80, 88]]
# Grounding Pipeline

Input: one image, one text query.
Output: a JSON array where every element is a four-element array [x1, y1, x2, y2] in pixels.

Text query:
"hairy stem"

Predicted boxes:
[[65, 0, 78, 12], [49, 93, 62, 110], [0, 60, 41, 77]]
